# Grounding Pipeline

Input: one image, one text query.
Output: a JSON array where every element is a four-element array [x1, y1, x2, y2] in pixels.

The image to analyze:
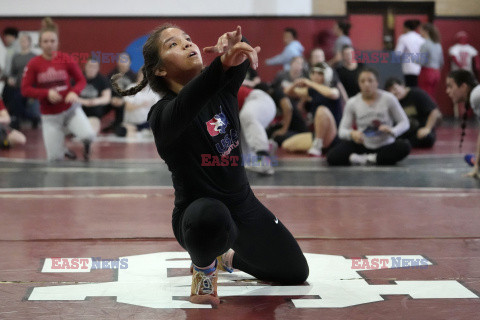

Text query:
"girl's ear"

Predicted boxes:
[[155, 69, 167, 77]]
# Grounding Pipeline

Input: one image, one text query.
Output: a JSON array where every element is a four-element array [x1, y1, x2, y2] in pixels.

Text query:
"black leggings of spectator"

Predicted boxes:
[[327, 139, 411, 165], [400, 127, 436, 149]]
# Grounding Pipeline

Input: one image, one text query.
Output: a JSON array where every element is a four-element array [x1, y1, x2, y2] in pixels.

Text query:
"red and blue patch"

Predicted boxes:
[[206, 107, 228, 137]]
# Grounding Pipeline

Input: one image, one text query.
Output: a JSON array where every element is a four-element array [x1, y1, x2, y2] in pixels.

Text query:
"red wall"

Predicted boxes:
[[0, 18, 337, 81], [1, 17, 479, 116], [350, 14, 384, 51]]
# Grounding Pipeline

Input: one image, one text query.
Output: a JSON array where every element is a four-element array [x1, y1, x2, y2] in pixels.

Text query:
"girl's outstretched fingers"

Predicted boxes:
[[249, 46, 261, 70], [203, 26, 243, 55], [221, 42, 260, 69]]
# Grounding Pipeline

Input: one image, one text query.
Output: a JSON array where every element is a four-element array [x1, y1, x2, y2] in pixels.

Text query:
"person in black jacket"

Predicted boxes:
[[111, 24, 309, 306]]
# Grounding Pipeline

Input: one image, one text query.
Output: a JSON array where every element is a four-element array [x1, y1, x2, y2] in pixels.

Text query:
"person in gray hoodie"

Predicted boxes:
[[265, 27, 304, 71]]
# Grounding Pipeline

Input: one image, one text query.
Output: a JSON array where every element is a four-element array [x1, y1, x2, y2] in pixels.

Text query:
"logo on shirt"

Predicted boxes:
[[363, 119, 382, 137], [206, 106, 228, 137]]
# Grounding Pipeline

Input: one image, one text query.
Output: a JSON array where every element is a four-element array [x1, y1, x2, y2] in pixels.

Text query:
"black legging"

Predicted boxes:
[[400, 128, 436, 149], [174, 191, 309, 285], [327, 139, 411, 166]]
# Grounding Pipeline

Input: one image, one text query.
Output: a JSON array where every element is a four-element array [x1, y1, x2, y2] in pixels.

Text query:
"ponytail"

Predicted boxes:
[[39, 17, 58, 41], [111, 66, 148, 96], [449, 70, 478, 149]]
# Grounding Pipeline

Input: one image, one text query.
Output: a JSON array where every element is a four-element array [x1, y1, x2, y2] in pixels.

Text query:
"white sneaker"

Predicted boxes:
[[349, 153, 376, 165], [307, 138, 323, 157], [245, 155, 275, 175], [349, 153, 368, 165]]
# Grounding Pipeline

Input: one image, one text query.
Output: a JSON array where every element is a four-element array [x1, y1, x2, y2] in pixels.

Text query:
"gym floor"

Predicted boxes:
[[1, 120, 479, 319]]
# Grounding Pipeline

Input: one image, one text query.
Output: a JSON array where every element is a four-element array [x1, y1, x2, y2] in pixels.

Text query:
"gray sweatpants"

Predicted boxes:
[[41, 103, 95, 161], [239, 89, 276, 155]]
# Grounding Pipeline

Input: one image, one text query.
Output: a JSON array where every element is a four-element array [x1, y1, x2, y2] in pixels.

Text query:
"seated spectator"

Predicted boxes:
[[336, 45, 363, 98], [265, 84, 309, 148], [309, 47, 348, 103], [113, 70, 160, 138], [0, 98, 26, 148], [327, 67, 411, 166], [265, 27, 304, 71], [9, 32, 39, 129], [78, 57, 112, 134], [103, 52, 137, 132], [238, 85, 277, 175], [267, 57, 310, 147], [282, 62, 341, 157], [271, 56, 307, 93], [385, 77, 442, 148]]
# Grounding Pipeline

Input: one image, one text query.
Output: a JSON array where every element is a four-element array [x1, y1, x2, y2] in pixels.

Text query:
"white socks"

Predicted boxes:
[[349, 153, 377, 165]]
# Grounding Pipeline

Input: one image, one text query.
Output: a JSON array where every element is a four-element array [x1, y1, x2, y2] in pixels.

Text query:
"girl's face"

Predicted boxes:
[[157, 28, 203, 83], [40, 31, 58, 56], [309, 70, 324, 84], [359, 71, 378, 97], [388, 83, 407, 100], [446, 77, 467, 103]]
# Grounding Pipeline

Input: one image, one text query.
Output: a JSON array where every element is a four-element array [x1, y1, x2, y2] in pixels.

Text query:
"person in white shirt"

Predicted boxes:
[[395, 19, 425, 87], [446, 69, 480, 179], [327, 67, 411, 166], [449, 31, 479, 76]]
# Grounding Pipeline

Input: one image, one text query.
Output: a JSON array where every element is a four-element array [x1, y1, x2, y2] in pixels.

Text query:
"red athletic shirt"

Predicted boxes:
[[0, 99, 5, 111], [237, 86, 253, 111], [21, 52, 86, 115]]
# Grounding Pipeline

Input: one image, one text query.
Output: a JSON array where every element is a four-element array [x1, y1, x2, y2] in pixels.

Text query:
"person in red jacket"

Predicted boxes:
[[21, 18, 94, 161]]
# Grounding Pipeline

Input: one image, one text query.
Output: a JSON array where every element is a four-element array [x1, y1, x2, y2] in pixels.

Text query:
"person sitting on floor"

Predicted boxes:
[[282, 62, 342, 157], [0, 98, 26, 149], [327, 67, 411, 166], [385, 77, 442, 148]]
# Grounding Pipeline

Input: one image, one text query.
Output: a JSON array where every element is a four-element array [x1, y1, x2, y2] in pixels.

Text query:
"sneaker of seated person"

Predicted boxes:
[[244, 152, 275, 175], [349, 153, 377, 165], [307, 138, 323, 157]]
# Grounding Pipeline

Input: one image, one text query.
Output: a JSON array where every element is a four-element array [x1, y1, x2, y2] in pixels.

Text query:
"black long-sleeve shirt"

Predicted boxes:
[[147, 56, 251, 211]]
